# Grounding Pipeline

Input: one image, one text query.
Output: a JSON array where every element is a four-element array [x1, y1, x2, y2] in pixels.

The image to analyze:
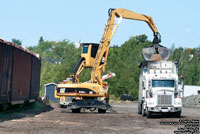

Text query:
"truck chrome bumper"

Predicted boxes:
[[148, 106, 181, 113]]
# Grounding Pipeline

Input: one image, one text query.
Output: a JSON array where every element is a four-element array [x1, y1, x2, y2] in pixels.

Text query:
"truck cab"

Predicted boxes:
[[138, 61, 183, 118]]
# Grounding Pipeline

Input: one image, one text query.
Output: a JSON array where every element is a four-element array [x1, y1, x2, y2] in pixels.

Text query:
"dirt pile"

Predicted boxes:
[[182, 95, 200, 108]]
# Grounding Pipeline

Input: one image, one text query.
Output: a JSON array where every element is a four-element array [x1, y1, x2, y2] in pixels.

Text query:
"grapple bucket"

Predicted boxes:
[[158, 47, 170, 60], [142, 44, 170, 61]]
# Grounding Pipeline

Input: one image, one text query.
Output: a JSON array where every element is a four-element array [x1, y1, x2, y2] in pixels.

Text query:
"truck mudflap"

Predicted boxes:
[[65, 99, 112, 112]]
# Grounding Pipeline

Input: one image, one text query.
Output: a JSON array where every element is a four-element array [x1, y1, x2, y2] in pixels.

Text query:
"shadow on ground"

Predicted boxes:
[[147, 113, 186, 119], [0, 102, 54, 122]]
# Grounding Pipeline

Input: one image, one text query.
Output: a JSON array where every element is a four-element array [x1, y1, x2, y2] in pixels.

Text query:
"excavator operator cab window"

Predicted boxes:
[[91, 44, 99, 58], [82, 45, 89, 53]]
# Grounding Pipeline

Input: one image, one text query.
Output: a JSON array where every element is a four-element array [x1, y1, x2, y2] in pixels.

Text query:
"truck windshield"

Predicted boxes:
[[152, 80, 174, 87]]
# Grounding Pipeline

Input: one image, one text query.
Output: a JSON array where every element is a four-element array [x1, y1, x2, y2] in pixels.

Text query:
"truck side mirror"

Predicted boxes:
[[174, 92, 178, 96], [178, 75, 184, 97], [178, 75, 184, 84], [148, 80, 152, 89]]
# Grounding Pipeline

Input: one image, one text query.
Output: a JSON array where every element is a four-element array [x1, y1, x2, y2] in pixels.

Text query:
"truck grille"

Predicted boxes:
[[158, 95, 172, 105]]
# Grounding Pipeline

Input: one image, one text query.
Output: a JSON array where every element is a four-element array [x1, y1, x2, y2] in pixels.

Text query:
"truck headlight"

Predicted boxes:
[[174, 98, 182, 105]]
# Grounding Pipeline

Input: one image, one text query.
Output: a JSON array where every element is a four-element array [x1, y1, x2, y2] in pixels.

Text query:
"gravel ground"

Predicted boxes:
[[0, 102, 199, 134]]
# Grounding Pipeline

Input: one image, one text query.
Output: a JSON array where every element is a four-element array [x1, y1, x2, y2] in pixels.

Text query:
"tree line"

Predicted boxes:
[[26, 35, 200, 99]]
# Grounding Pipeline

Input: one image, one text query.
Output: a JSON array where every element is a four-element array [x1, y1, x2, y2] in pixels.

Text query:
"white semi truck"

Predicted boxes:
[[138, 60, 183, 118]]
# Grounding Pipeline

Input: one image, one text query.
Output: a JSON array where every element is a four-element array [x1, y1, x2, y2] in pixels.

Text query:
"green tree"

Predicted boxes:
[[27, 40, 81, 96], [12, 38, 22, 46], [39, 36, 44, 44], [27, 34, 200, 98]]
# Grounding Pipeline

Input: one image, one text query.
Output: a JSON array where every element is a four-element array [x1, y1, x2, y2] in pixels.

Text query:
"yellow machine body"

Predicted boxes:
[[55, 8, 163, 113]]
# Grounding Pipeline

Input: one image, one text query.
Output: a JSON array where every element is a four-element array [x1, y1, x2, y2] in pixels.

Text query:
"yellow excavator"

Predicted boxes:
[[55, 8, 169, 113]]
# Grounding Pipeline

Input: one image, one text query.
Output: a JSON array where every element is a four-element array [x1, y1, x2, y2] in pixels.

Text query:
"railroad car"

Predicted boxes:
[[0, 39, 41, 110]]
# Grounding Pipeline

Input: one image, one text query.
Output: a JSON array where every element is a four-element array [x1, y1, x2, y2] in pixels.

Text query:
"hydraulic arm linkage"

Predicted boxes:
[[91, 8, 165, 85], [69, 8, 168, 85]]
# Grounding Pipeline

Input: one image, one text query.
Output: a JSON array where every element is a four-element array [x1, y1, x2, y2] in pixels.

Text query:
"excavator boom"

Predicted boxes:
[[91, 8, 162, 84], [110, 8, 158, 35]]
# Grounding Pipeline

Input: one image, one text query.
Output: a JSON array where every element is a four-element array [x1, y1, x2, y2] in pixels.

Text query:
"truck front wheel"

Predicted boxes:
[[138, 103, 142, 114], [142, 103, 146, 116], [146, 110, 152, 118], [175, 111, 181, 118]]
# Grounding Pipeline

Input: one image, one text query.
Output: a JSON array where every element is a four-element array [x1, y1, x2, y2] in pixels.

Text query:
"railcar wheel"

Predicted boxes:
[[0, 104, 8, 111]]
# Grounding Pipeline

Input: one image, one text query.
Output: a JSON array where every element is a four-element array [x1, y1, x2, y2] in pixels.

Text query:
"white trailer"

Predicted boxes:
[[138, 61, 183, 118]]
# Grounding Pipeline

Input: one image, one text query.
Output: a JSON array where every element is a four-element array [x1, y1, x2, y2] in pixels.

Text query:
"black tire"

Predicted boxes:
[[141, 103, 146, 116], [72, 108, 81, 113], [146, 110, 152, 118], [2, 104, 8, 111], [175, 111, 181, 118], [98, 109, 106, 113], [138, 103, 142, 114], [0, 104, 8, 111], [19, 104, 24, 109]]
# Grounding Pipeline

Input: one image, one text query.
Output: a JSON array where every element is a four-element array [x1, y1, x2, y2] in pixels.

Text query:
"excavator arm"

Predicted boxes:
[[70, 57, 85, 83], [70, 8, 164, 84], [109, 8, 161, 44], [91, 8, 164, 84]]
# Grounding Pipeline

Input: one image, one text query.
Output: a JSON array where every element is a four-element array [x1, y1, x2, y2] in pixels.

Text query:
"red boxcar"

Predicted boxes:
[[0, 39, 41, 108]]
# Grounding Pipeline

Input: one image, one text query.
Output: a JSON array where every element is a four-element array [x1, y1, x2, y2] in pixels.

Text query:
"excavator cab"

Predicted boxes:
[[81, 43, 99, 67], [70, 43, 99, 83]]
